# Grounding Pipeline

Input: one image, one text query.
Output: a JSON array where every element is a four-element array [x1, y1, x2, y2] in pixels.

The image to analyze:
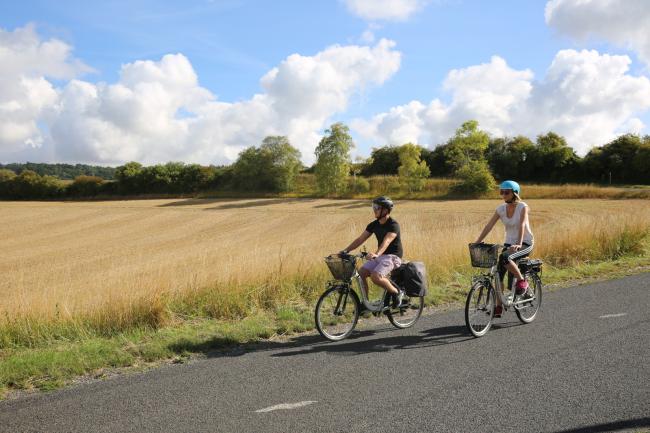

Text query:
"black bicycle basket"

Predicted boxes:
[[325, 255, 357, 280], [468, 243, 499, 268]]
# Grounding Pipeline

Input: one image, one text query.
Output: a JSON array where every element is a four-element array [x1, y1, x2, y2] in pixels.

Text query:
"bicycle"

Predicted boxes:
[[464, 243, 543, 337], [314, 251, 424, 341]]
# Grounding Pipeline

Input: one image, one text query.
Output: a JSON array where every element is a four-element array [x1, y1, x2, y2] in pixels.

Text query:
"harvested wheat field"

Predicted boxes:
[[1, 198, 649, 327]]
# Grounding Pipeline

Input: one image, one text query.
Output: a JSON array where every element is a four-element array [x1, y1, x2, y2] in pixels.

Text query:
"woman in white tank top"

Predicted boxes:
[[474, 180, 534, 316]]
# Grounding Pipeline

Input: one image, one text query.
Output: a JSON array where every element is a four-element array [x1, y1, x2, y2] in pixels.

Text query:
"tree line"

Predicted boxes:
[[0, 162, 116, 180], [1, 120, 648, 199], [362, 126, 650, 185]]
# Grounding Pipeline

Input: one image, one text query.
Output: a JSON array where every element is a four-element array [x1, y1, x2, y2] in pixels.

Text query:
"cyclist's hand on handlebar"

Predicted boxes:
[[366, 252, 378, 260], [508, 244, 522, 252]]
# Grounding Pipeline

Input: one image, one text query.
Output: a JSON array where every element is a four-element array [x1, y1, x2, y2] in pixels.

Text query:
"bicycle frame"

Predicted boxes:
[[329, 252, 394, 314], [352, 269, 392, 313], [474, 264, 538, 309], [329, 251, 410, 315]]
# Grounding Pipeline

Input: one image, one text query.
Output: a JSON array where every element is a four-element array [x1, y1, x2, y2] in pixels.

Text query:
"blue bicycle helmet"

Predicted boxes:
[[499, 180, 520, 194]]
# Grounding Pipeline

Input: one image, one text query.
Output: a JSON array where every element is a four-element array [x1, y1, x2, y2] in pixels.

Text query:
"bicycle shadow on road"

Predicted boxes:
[[270, 325, 477, 358], [551, 417, 650, 433], [170, 320, 522, 360]]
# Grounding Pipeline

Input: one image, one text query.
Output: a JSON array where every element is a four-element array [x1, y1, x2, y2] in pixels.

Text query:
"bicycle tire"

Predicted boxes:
[[387, 295, 424, 329], [315, 285, 360, 341], [465, 280, 495, 337], [515, 273, 542, 324]]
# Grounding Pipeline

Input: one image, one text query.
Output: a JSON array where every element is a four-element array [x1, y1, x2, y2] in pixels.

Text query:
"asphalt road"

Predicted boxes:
[[1, 273, 649, 433]]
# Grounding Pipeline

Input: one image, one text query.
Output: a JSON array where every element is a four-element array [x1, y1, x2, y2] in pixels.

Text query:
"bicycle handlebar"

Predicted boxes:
[[334, 251, 368, 259], [469, 242, 506, 248]]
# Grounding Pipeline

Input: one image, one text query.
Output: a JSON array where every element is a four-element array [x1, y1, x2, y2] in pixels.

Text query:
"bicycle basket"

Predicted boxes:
[[468, 243, 499, 268], [325, 255, 357, 280]]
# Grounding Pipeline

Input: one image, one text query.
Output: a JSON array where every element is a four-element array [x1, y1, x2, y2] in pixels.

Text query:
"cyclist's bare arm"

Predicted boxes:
[[510, 205, 529, 251], [343, 231, 372, 253], [475, 212, 499, 243], [372, 232, 396, 257]]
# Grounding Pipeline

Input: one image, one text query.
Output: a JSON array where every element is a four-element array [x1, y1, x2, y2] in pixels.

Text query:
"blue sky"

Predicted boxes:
[[1, 0, 649, 165], [5, 1, 558, 108]]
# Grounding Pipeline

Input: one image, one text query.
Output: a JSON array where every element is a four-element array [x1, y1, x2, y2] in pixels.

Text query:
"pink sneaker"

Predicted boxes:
[[515, 279, 529, 295]]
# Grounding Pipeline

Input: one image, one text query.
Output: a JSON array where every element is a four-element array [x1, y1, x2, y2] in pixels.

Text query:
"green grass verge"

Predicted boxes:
[[0, 308, 314, 397]]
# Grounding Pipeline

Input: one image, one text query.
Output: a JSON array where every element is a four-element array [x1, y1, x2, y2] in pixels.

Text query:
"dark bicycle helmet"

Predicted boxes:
[[372, 196, 394, 210]]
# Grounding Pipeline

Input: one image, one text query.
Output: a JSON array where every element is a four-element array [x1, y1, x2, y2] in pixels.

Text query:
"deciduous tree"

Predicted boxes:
[[398, 143, 430, 192], [314, 123, 353, 195]]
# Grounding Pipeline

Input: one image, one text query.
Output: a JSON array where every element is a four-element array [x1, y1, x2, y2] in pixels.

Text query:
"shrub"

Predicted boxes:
[[0, 169, 17, 197], [453, 160, 496, 195], [7, 170, 65, 199], [348, 176, 370, 194], [67, 176, 104, 197], [231, 137, 302, 193]]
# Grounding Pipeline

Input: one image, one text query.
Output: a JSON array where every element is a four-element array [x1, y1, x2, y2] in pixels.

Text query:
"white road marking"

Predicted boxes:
[[599, 313, 627, 319], [255, 401, 317, 413]]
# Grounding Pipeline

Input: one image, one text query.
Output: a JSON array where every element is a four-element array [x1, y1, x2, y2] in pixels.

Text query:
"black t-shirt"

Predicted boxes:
[[365, 217, 403, 258]]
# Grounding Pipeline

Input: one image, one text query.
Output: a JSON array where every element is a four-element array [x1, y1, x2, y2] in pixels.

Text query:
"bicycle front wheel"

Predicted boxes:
[[465, 281, 495, 337], [315, 285, 360, 341], [515, 273, 542, 323], [387, 295, 424, 329]]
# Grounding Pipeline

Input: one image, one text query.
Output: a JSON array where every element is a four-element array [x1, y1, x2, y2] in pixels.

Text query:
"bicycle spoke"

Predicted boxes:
[[465, 282, 494, 337], [315, 286, 359, 341], [515, 274, 542, 324], [387, 295, 423, 329]]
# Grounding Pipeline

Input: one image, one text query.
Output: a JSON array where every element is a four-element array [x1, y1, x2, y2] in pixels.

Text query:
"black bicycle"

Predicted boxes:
[[314, 252, 424, 341]]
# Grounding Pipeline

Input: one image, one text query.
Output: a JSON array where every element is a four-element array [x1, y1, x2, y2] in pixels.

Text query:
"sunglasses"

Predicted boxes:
[[499, 189, 512, 195], [372, 204, 383, 211]]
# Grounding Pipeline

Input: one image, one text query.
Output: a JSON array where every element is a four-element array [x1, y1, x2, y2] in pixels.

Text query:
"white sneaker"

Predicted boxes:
[[392, 290, 405, 308]]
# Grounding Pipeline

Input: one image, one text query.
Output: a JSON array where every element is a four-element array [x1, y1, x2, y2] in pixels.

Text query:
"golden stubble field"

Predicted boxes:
[[2, 198, 650, 321]]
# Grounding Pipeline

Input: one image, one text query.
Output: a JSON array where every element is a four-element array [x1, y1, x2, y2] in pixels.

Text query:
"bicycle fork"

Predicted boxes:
[[334, 288, 349, 316]]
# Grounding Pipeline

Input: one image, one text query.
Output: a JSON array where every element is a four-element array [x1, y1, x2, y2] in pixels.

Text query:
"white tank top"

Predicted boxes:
[[496, 202, 534, 245]]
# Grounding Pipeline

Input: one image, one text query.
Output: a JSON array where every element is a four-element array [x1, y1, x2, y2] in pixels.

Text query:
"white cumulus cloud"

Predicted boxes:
[[0, 25, 401, 165], [49, 54, 214, 163], [0, 24, 91, 156], [343, 0, 428, 21], [545, 0, 650, 66], [352, 51, 650, 155]]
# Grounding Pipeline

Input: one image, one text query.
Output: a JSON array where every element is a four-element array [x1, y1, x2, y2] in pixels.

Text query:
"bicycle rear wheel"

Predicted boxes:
[[515, 273, 542, 323], [465, 281, 495, 337], [315, 285, 360, 341], [387, 295, 424, 328]]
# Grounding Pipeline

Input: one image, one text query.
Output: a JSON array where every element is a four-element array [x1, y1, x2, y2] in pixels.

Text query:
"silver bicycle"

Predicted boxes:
[[465, 243, 543, 337], [314, 251, 424, 341]]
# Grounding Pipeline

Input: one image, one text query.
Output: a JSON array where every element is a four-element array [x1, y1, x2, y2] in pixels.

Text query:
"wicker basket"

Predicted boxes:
[[325, 255, 357, 280], [469, 243, 499, 268]]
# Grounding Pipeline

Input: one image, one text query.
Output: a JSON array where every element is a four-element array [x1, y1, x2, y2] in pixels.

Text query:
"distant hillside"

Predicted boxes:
[[0, 163, 116, 180]]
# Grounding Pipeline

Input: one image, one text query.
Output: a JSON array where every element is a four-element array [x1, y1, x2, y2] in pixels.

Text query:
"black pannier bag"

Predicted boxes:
[[400, 261, 428, 297], [519, 258, 543, 274]]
